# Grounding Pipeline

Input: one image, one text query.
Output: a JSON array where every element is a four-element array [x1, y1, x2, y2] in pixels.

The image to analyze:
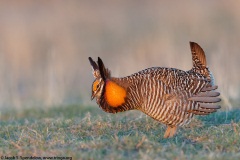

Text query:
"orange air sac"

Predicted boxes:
[[105, 80, 126, 107]]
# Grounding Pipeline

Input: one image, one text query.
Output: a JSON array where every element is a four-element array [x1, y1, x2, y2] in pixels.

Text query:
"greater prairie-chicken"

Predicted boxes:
[[89, 42, 221, 138]]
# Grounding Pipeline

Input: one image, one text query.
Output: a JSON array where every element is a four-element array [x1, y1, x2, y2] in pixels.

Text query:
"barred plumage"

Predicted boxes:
[[89, 42, 221, 138]]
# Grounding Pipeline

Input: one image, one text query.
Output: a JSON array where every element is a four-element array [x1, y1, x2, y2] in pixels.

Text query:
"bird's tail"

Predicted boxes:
[[190, 42, 214, 85]]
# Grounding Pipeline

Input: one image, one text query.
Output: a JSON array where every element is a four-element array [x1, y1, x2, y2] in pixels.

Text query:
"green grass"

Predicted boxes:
[[0, 105, 240, 160]]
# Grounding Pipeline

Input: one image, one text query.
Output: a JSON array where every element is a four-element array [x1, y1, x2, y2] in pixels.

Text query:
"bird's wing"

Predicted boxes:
[[160, 78, 221, 126], [187, 85, 221, 115]]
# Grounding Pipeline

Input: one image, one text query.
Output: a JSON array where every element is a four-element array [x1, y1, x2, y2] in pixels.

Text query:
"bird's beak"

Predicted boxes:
[[91, 92, 96, 100]]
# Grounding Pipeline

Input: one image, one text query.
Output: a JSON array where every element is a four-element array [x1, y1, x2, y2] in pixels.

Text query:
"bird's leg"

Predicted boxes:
[[164, 126, 177, 138]]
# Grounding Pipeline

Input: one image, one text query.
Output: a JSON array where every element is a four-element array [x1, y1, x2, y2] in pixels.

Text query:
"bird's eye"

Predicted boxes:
[[93, 80, 101, 92], [96, 84, 100, 89]]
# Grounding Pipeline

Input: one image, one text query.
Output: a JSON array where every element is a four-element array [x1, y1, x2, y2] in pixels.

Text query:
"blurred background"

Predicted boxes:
[[0, 0, 239, 109]]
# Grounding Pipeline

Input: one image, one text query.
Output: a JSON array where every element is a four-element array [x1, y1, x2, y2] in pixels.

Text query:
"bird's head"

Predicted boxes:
[[88, 57, 111, 101]]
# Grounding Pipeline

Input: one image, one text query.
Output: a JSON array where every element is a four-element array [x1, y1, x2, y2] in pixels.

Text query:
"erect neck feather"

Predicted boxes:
[[104, 79, 127, 107]]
